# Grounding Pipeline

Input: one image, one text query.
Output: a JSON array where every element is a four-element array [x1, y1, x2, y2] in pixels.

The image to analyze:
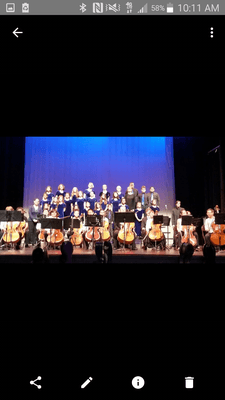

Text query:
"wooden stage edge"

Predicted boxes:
[[0, 246, 225, 263]]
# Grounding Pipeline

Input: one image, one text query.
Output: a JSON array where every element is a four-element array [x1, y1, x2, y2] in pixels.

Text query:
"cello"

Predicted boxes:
[[2, 221, 20, 244], [117, 222, 135, 245], [47, 229, 64, 246], [70, 220, 84, 246], [210, 222, 225, 246], [181, 224, 197, 246], [149, 221, 164, 241]]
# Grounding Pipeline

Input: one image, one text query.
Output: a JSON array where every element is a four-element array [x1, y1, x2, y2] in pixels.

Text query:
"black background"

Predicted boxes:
[[1, 15, 224, 72], [2, 320, 225, 398]]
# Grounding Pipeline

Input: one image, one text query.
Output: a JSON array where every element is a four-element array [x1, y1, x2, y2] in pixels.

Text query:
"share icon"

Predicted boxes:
[[30, 376, 42, 389]]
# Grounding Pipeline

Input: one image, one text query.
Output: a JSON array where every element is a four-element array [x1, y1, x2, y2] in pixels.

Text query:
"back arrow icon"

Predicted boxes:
[[13, 28, 23, 38]]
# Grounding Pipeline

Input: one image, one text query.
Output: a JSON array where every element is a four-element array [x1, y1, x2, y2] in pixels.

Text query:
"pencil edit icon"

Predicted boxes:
[[81, 377, 93, 388]]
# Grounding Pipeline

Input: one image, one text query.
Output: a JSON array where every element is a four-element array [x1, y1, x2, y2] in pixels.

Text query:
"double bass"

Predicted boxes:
[[210, 222, 225, 246], [117, 222, 135, 245]]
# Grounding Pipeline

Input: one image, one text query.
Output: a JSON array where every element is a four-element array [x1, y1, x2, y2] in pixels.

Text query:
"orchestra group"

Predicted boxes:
[[0, 182, 223, 253]]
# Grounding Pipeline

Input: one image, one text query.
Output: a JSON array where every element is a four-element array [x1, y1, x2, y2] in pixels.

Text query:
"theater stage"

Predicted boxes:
[[0, 243, 225, 263]]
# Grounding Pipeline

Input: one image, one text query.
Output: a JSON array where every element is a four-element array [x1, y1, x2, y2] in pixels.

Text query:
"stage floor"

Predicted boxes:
[[0, 243, 225, 263]]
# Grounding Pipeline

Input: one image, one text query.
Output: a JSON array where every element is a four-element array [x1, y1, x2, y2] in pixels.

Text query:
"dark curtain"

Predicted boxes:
[[0, 137, 25, 211]]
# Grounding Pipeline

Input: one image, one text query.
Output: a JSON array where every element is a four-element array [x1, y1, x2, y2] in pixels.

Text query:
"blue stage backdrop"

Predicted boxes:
[[23, 137, 175, 210]]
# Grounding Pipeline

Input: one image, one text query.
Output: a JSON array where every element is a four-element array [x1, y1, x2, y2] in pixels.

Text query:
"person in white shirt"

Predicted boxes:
[[175, 209, 187, 250], [204, 208, 215, 246], [141, 208, 155, 250]]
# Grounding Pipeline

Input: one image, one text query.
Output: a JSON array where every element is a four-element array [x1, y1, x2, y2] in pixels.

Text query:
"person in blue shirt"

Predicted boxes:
[[64, 192, 73, 217], [40, 192, 51, 211], [94, 202, 101, 215], [150, 199, 160, 215], [70, 187, 79, 207], [99, 193, 108, 211], [45, 186, 54, 203], [76, 191, 85, 216], [57, 195, 66, 218], [134, 201, 145, 237], [56, 183, 66, 198], [118, 197, 129, 211], [88, 191, 97, 210], [110, 191, 120, 213], [99, 184, 110, 201], [50, 196, 58, 210], [84, 182, 95, 199], [116, 186, 124, 201]]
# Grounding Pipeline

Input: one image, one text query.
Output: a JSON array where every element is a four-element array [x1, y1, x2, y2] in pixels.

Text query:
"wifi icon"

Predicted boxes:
[[137, 3, 148, 13]]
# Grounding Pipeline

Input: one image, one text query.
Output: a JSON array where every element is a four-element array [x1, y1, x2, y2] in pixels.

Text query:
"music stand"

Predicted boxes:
[[114, 211, 135, 251], [41, 218, 62, 250], [0, 210, 22, 250], [152, 215, 164, 250], [86, 215, 103, 249], [72, 219, 80, 229]]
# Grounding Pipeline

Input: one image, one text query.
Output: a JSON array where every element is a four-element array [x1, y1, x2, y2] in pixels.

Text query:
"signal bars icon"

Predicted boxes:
[[137, 3, 148, 13]]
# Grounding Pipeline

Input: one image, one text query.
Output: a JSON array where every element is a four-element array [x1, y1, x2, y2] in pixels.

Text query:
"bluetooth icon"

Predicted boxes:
[[79, 3, 87, 12]]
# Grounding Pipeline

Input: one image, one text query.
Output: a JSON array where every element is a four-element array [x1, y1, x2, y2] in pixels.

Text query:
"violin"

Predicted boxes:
[[47, 229, 64, 246], [70, 220, 83, 246], [181, 224, 197, 246], [117, 222, 135, 245], [149, 221, 164, 241], [2, 222, 20, 244], [210, 223, 225, 246], [100, 218, 110, 242]]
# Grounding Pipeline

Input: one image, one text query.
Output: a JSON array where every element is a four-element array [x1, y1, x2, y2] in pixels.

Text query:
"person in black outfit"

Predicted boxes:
[[125, 186, 136, 211], [171, 200, 184, 248], [26, 198, 42, 246]]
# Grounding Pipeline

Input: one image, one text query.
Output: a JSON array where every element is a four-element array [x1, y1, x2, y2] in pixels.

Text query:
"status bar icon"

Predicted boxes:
[[137, 3, 148, 13], [79, 3, 87, 12], [167, 3, 174, 13]]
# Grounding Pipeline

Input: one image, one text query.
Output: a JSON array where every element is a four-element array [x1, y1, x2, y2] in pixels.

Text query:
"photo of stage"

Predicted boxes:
[[1, 136, 225, 264]]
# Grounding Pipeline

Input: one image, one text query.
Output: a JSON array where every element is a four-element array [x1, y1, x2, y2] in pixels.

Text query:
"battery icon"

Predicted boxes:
[[167, 3, 174, 13]]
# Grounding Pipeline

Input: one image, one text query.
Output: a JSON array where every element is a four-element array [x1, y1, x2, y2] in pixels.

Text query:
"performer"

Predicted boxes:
[[134, 201, 145, 238], [76, 190, 85, 216], [116, 185, 124, 201], [69, 208, 84, 247], [26, 198, 42, 246], [64, 192, 73, 217], [105, 203, 114, 240], [15, 207, 29, 249], [99, 184, 110, 201], [50, 196, 59, 210], [150, 199, 160, 215], [113, 207, 137, 250], [141, 208, 165, 250], [45, 186, 54, 203], [137, 186, 150, 211], [88, 191, 97, 211], [126, 182, 138, 199], [149, 187, 160, 207], [40, 192, 51, 211], [171, 200, 183, 248], [83, 201, 91, 217], [99, 209, 110, 242], [110, 191, 120, 213], [99, 193, 108, 211], [204, 208, 215, 246], [214, 205, 220, 214], [94, 202, 101, 215], [71, 187, 79, 207], [46, 208, 63, 249], [118, 197, 129, 211], [84, 182, 95, 199], [57, 195, 66, 219], [175, 209, 187, 250], [55, 184, 66, 198], [84, 208, 100, 250], [125, 186, 136, 211]]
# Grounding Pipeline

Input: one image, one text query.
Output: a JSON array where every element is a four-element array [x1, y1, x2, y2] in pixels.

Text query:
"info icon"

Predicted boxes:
[[132, 376, 145, 389]]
